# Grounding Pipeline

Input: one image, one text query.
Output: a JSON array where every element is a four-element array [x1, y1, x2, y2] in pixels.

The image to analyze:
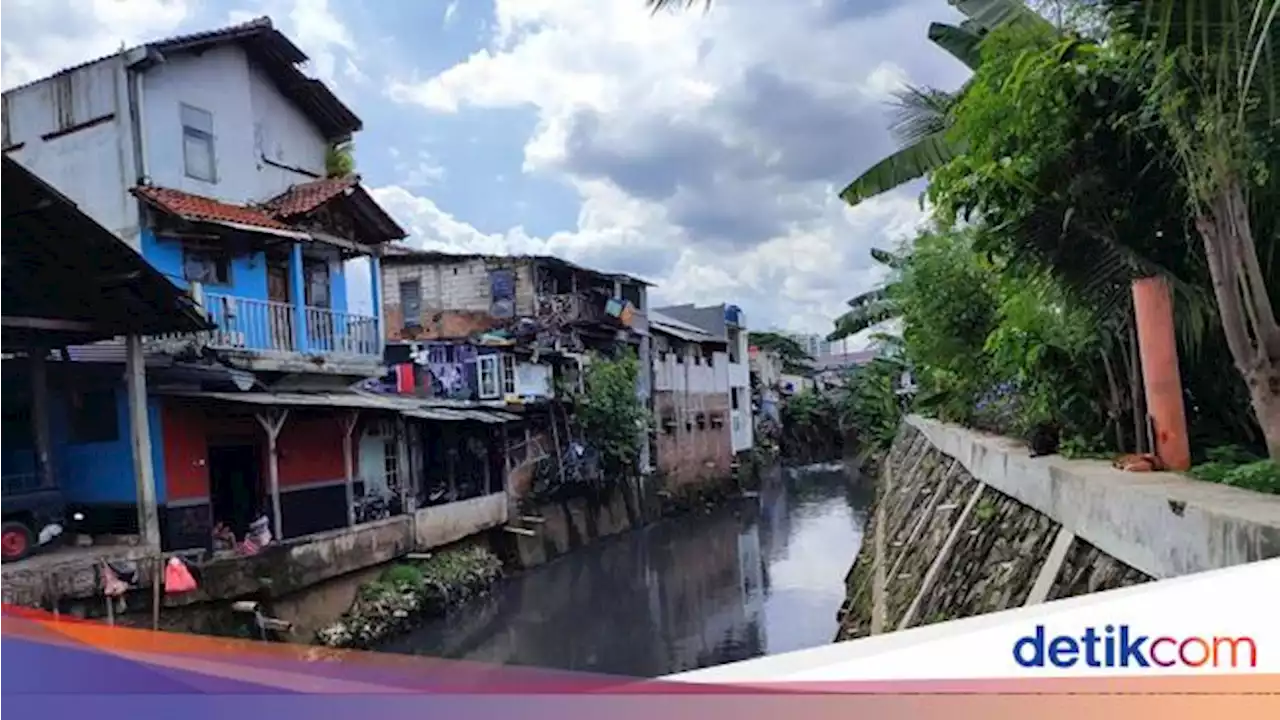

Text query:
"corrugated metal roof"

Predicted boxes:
[[158, 389, 520, 423], [649, 310, 723, 344], [379, 246, 654, 287], [2, 158, 214, 349]]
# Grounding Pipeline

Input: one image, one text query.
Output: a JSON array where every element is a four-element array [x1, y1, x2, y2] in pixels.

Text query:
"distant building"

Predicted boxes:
[[653, 304, 753, 455], [649, 311, 733, 488], [376, 245, 654, 492]]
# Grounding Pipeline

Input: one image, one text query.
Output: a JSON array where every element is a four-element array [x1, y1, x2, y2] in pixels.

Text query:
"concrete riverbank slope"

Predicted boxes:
[[837, 416, 1280, 640]]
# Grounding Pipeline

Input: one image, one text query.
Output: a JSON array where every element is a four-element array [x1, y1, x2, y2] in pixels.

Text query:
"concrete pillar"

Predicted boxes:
[[289, 243, 309, 353], [1132, 277, 1191, 470], [125, 335, 161, 549]]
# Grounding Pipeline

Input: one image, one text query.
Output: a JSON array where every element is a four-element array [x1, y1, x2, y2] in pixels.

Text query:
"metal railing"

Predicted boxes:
[[305, 306, 381, 357], [146, 293, 380, 359], [204, 293, 298, 353]]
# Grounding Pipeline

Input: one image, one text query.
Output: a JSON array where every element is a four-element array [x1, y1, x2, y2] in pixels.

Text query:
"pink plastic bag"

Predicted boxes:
[[163, 557, 198, 594]]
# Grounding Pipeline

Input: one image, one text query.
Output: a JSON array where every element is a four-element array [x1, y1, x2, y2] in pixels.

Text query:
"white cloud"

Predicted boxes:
[[443, 1, 459, 28], [382, 0, 959, 333], [1, 0, 192, 89]]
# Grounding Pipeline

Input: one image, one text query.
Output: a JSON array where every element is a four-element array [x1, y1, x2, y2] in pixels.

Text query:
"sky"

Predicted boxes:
[[0, 0, 971, 340]]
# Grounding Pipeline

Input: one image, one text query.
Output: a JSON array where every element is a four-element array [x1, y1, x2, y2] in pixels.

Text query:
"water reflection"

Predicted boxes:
[[378, 463, 870, 677]]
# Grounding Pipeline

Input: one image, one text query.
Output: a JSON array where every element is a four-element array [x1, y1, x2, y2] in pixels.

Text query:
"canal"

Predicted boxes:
[[378, 462, 871, 677]]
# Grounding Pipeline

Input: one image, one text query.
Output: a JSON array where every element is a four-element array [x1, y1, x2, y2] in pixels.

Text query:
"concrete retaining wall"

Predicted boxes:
[[836, 417, 1280, 641], [413, 492, 508, 549]]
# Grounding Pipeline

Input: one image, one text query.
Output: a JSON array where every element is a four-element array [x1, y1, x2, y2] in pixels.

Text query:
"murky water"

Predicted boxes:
[[379, 463, 871, 677]]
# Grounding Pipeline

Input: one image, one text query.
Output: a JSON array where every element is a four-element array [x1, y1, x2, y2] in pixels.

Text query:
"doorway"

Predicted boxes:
[[208, 443, 263, 537], [266, 256, 294, 351]]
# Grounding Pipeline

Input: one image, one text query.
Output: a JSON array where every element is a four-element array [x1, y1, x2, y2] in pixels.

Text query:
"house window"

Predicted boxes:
[[426, 344, 450, 364], [181, 104, 216, 182], [67, 390, 118, 444], [399, 279, 423, 327], [477, 355, 500, 399], [732, 388, 742, 410], [182, 245, 231, 285], [2, 405, 32, 449], [621, 282, 642, 308], [501, 354, 516, 395]]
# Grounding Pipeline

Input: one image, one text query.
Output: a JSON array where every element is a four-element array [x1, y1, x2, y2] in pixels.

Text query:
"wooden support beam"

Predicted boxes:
[[2, 316, 98, 332], [254, 408, 290, 541], [503, 526, 536, 537], [340, 411, 360, 527], [898, 481, 987, 631], [125, 335, 161, 549], [28, 347, 54, 491]]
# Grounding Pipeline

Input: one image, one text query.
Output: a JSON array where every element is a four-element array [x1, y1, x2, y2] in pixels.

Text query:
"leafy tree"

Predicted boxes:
[[747, 331, 814, 374], [572, 350, 652, 477], [1107, 0, 1280, 458]]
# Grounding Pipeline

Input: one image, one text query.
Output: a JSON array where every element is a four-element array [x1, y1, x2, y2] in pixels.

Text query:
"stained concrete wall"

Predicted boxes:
[[837, 417, 1280, 641], [413, 492, 508, 549]]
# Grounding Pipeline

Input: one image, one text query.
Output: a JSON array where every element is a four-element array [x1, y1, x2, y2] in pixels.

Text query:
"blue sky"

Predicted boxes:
[[1, 0, 970, 339]]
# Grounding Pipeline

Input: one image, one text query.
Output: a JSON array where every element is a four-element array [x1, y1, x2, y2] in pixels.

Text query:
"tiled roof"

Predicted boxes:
[[132, 186, 294, 231], [261, 175, 358, 217]]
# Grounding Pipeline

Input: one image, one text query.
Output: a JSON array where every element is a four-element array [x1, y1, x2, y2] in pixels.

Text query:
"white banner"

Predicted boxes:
[[671, 559, 1279, 682]]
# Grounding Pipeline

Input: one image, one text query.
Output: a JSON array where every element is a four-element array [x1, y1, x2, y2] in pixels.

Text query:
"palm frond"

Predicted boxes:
[[888, 86, 957, 145]]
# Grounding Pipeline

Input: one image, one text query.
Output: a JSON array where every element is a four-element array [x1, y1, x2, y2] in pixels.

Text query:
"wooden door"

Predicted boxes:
[[266, 258, 293, 350]]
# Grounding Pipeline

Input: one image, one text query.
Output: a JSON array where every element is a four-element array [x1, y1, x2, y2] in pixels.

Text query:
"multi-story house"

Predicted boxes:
[[376, 246, 654, 495], [0, 18, 432, 552], [653, 304, 754, 455], [649, 311, 735, 488]]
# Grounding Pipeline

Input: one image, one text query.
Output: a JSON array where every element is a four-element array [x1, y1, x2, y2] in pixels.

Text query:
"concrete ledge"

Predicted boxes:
[[907, 415, 1280, 579], [413, 492, 508, 549]]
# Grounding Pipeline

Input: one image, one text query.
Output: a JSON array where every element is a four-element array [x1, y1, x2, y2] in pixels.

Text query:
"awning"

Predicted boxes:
[[158, 389, 521, 423], [2, 157, 214, 349]]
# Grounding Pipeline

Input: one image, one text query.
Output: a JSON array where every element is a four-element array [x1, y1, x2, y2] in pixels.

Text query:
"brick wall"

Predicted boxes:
[[381, 258, 538, 340]]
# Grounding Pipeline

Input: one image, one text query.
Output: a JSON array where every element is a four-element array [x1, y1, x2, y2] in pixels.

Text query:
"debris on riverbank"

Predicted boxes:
[[659, 473, 743, 517], [315, 546, 503, 649]]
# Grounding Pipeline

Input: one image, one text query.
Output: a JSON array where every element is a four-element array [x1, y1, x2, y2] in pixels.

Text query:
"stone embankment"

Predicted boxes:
[[837, 416, 1280, 640]]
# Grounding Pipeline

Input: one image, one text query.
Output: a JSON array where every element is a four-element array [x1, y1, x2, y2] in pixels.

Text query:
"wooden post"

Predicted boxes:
[[28, 347, 55, 490], [340, 411, 360, 527], [1132, 277, 1191, 470], [254, 409, 290, 541], [125, 335, 161, 549], [152, 555, 163, 630]]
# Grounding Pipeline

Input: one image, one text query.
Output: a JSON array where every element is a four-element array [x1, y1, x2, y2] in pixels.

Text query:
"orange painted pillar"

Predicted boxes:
[[1131, 277, 1191, 471]]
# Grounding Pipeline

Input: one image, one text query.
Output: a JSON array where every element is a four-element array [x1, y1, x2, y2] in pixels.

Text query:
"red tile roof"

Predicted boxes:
[[261, 175, 358, 217], [132, 186, 294, 231]]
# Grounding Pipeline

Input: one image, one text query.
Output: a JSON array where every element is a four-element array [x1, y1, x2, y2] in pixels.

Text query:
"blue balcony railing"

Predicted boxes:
[[151, 292, 380, 359]]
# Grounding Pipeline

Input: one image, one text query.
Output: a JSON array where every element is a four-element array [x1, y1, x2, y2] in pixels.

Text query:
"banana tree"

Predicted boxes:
[[828, 248, 903, 342], [840, 0, 1051, 206]]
